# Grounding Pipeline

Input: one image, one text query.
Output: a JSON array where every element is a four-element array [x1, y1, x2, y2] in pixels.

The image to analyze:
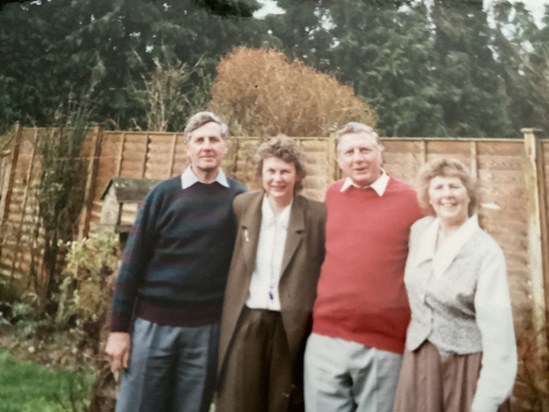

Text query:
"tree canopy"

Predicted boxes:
[[0, 0, 547, 137]]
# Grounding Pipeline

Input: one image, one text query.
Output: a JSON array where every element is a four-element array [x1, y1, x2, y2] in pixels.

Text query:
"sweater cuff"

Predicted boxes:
[[110, 312, 133, 333]]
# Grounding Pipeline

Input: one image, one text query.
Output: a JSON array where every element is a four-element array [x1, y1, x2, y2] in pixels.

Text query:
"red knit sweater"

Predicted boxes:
[[312, 177, 423, 354]]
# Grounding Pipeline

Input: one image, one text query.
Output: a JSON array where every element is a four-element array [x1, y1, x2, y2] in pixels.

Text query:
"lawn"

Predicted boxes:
[[0, 349, 95, 412]]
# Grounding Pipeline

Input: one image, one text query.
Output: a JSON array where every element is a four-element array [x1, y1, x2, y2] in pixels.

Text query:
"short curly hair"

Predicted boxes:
[[254, 135, 307, 193], [184, 111, 228, 142], [417, 157, 479, 217]]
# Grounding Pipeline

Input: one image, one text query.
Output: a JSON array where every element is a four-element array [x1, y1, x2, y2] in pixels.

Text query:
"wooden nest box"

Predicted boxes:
[[99, 178, 158, 240]]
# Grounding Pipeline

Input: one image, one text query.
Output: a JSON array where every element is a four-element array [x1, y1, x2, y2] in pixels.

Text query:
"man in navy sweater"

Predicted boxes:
[[105, 112, 246, 412]]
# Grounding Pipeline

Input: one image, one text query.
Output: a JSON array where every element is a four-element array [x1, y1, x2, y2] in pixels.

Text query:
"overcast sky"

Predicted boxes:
[[486, 0, 548, 24], [255, 0, 548, 25]]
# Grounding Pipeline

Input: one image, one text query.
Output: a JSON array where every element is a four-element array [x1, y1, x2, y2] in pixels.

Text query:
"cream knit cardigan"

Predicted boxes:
[[404, 215, 517, 412]]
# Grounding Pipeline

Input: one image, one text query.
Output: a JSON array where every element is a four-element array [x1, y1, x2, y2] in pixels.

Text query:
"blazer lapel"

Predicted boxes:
[[239, 193, 263, 274], [280, 195, 306, 279]]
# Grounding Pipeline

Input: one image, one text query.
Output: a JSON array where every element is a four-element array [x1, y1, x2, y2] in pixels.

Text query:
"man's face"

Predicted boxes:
[[186, 122, 227, 175], [337, 133, 383, 187]]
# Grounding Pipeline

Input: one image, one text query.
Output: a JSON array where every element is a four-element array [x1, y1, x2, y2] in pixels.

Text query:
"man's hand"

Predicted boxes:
[[105, 332, 131, 372]]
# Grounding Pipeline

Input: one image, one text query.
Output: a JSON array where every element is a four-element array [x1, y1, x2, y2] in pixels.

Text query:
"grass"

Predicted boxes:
[[0, 349, 95, 412]]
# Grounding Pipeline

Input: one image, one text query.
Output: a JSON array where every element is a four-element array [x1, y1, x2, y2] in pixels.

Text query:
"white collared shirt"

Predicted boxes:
[[340, 169, 390, 196], [245, 195, 292, 311], [180, 166, 229, 189]]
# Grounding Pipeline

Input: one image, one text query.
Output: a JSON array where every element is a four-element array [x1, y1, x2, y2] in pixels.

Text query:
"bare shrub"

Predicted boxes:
[[209, 47, 377, 137], [131, 50, 212, 132]]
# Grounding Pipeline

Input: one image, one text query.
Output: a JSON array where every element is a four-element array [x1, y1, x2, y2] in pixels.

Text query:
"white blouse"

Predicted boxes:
[[245, 195, 291, 311]]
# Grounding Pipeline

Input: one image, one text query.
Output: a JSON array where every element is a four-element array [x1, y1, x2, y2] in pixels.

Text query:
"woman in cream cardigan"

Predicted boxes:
[[394, 158, 517, 412]]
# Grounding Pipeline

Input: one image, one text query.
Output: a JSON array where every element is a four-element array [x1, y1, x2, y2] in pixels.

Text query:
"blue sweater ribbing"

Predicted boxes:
[[111, 176, 246, 332]]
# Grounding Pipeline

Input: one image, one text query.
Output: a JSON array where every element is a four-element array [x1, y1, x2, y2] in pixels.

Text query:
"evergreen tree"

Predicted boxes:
[[0, 0, 264, 131], [323, 1, 443, 136], [262, 0, 333, 71], [0, 0, 105, 129], [527, 3, 549, 132], [492, 0, 540, 134], [432, 0, 512, 137], [1, 0, 547, 136]]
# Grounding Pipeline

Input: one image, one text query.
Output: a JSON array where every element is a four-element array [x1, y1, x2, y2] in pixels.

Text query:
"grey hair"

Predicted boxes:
[[184, 111, 228, 142], [417, 157, 479, 217], [335, 122, 383, 151]]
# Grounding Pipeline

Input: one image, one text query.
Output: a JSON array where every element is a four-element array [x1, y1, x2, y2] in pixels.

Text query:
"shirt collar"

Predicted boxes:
[[261, 195, 292, 229], [415, 214, 480, 277], [180, 166, 229, 189], [340, 169, 390, 196]]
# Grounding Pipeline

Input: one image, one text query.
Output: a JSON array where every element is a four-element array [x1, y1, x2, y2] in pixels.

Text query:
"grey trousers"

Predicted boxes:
[[115, 317, 219, 412], [304, 333, 402, 412]]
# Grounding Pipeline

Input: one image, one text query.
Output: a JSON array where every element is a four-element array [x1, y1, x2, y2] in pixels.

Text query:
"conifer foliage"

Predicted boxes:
[[432, 0, 512, 137], [0, 0, 548, 137]]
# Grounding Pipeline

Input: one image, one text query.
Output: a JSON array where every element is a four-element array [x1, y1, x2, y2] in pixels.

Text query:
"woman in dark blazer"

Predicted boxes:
[[216, 136, 326, 412]]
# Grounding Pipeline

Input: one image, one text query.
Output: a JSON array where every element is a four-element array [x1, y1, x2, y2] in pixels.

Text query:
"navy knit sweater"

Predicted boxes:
[[111, 176, 246, 332]]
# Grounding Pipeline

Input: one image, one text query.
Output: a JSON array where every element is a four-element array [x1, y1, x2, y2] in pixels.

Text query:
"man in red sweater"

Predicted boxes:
[[304, 122, 423, 412]]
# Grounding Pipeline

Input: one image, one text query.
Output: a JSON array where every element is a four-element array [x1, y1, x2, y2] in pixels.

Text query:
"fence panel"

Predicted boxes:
[[0, 127, 43, 293], [0, 126, 547, 409]]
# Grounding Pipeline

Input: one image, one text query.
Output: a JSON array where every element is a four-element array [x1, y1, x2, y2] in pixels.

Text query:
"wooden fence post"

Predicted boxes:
[[168, 133, 177, 177], [116, 132, 126, 177], [0, 122, 23, 229], [141, 133, 149, 179], [0, 123, 24, 272], [522, 127, 549, 409], [77, 124, 103, 240], [9, 127, 40, 281], [328, 134, 338, 182]]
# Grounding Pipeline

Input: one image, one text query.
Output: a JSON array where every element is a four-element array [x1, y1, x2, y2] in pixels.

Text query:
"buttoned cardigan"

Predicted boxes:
[[404, 215, 517, 412]]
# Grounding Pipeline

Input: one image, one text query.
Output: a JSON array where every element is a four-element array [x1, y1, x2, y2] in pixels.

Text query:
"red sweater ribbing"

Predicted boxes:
[[312, 178, 423, 354]]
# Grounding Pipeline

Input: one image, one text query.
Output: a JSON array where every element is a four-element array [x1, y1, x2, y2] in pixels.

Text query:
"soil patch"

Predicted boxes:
[[0, 324, 97, 370]]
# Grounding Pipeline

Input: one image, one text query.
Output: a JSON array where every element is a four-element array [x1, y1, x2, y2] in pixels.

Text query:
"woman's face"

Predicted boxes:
[[428, 175, 470, 226], [262, 156, 297, 206]]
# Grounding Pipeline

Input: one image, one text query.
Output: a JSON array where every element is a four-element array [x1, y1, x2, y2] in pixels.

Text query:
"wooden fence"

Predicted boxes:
[[0, 124, 548, 410]]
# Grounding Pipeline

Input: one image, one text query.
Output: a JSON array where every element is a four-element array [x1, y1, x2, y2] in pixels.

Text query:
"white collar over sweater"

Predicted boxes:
[[340, 169, 390, 196], [180, 166, 229, 189]]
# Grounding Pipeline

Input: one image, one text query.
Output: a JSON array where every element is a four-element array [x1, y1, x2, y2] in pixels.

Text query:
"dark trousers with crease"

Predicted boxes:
[[216, 307, 301, 412]]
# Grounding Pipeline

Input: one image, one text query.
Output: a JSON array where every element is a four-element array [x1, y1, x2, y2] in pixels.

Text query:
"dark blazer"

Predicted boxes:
[[218, 191, 326, 377]]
